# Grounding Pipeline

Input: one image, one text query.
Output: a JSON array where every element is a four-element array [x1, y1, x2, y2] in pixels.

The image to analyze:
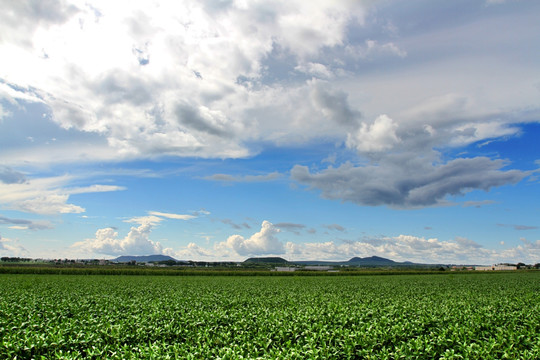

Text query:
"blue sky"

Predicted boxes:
[[0, 0, 539, 264]]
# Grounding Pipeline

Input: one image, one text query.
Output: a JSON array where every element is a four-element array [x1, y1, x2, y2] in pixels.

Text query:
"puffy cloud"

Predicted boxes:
[[169, 242, 214, 261], [284, 235, 496, 264], [346, 114, 400, 153], [73, 210, 200, 256], [72, 222, 165, 256], [0, 0, 368, 162], [216, 220, 284, 256], [291, 157, 526, 208]]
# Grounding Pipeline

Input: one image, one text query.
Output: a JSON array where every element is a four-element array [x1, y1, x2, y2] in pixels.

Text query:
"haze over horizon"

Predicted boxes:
[[1, 0, 539, 264]]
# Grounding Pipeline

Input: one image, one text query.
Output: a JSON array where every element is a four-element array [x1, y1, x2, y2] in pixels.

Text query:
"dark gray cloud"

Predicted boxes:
[[275, 222, 305, 235], [462, 200, 496, 208], [497, 223, 538, 231], [310, 81, 360, 127], [205, 172, 282, 182], [0, 216, 52, 230], [0, 0, 78, 47], [0, 167, 26, 184], [175, 103, 230, 138], [291, 157, 526, 208], [324, 224, 345, 232], [220, 219, 251, 230], [93, 71, 153, 106]]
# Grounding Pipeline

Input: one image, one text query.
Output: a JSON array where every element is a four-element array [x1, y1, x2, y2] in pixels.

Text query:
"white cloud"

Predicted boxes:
[[126, 211, 199, 226], [72, 222, 166, 256], [283, 234, 529, 264], [73, 210, 200, 256], [346, 114, 400, 153], [216, 220, 284, 257], [0, 166, 26, 184], [347, 39, 407, 59], [169, 242, 214, 261], [0, 103, 11, 121], [295, 62, 334, 79], [0, 234, 28, 256], [148, 211, 196, 221], [0, 175, 125, 214], [0, 0, 368, 162], [1, 1, 538, 222]]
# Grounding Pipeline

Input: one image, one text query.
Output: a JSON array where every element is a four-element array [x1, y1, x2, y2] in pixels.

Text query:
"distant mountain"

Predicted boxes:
[[346, 256, 397, 266], [294, 256, 405, 267], [113, 255, 178, 263], [244, 257, 289, 264]]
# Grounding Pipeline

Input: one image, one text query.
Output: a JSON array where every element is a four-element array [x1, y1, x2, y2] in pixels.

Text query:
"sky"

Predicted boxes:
[[0, 0, 539, 265]]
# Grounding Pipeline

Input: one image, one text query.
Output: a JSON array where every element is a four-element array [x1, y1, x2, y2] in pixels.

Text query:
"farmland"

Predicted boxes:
[[0, 273, 538, 359]]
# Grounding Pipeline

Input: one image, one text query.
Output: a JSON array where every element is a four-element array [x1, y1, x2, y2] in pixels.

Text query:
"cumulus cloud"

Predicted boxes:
[[282, 235, 494, 264], [216, 220, 284, 257], [0, 0, 369, 162], [73, 210, 200, 256], [346, 114, 400, 153], [169, 242, 214, 261], [292, 157, 526, 208], [72, 221, 165, 256]]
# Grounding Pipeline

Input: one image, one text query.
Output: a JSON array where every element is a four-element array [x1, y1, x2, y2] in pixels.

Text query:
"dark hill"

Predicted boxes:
[[346, 256, 396, 265], [244, 257, 289, 264], [113, 255, 178, 263]]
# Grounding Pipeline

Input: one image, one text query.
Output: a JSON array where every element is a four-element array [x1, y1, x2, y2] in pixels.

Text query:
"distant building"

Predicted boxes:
[[494, 264, 517, 271], [274, 267, 296, 272], [475, 264, 518, 271], [475, 266, 493, 271]]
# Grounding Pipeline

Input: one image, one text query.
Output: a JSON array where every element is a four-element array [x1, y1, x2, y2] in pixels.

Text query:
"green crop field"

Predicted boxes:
[[0, 273, 538, 359]]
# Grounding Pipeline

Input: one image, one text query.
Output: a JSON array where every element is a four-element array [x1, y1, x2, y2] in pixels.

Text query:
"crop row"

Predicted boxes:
[[0, 273, 539, 359]]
